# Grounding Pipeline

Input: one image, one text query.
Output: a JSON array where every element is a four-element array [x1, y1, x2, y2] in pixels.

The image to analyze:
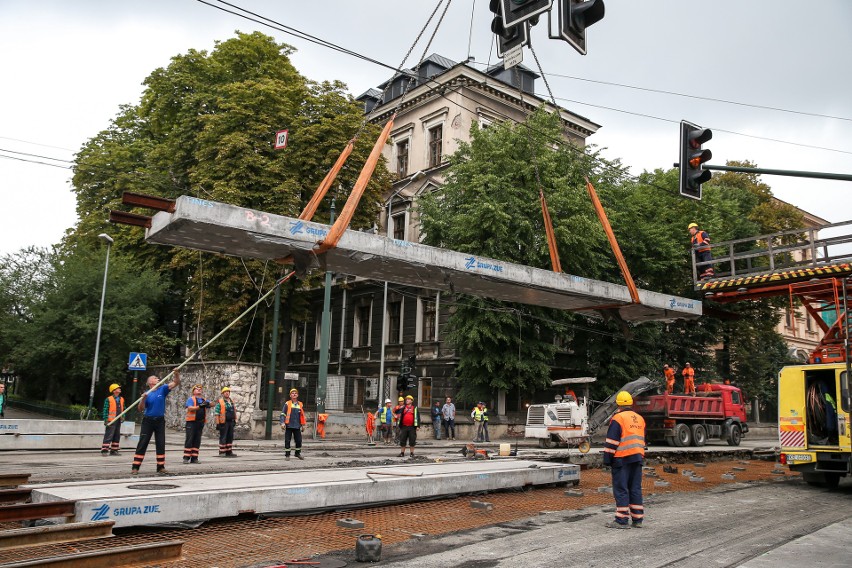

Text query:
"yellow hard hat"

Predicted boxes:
[[615, 391, 633, 406], [289, 388, 298, 394], [109, 383, 120, 393], [688, 222, 698, 230], [405, 395, 414, 400], [191, 384, 203, 391], [398, 397, 404, 402], [221, 386, 231, 393]]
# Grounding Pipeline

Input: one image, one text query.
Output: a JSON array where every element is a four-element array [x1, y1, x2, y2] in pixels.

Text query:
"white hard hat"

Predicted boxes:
[[384, 398, 391, 403]]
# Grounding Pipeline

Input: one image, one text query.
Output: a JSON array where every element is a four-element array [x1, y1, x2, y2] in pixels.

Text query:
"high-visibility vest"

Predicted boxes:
[[682, 367, 695, 381], [378, 406, 394, 424], [611, 411, 646, 459], [664, 368, 675, 382], [692, 231, 710, 253], [106, 396, 125, 422], [185, 396, 204, 422], [472, 407, 488, 422], [283, 400, 306, 426], [216, 398, 236, 424]]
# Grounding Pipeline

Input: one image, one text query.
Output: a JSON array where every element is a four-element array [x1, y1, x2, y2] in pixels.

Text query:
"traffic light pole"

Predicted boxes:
[[316, 200, 336, 418], [674, 163, 852, 182]]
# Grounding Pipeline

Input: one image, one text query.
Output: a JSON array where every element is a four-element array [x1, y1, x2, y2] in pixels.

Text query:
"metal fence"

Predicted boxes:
[[258, 371, 381, 414]]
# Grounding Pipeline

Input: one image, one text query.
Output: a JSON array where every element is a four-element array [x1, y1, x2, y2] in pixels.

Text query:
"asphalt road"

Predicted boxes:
[[373, 476, 852, 568]]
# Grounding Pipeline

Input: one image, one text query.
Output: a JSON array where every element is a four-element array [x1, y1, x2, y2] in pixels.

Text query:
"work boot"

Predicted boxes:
[[631, 522, 644, 528], [296, 454, 304, 460], [218, 452, 226, 457], [398, 452, 405, 457], [183, 457, 190, 464], [190, 458, 200, 464], [101, 450, 109, 456], [109, 451, 120, 456], [604, 521, 630, 529], [226, 452, 238, 458], [157, 468, 170, 476], [131, 468, 139, 476], [285, 452, 291, 461]]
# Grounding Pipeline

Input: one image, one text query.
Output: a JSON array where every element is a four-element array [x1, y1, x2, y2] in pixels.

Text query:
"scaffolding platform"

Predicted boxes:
[[144, 196, 701, 322]]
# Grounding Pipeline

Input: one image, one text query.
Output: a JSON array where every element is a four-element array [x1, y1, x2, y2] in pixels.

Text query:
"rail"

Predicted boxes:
[[692, 219, 852, 287]]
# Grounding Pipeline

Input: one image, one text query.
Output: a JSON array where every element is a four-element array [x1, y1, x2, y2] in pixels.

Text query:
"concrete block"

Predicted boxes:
[[721, 474, 736, 480], [693, 463, 707, 468], [564, 489, 583, 497], [470, 501, 493, 511], [654, 481, 671, 488], [597, 486, 613, 494], [662, 466, 678, 474], [732, 466, 747, 471], [681, 470, 694, 477], [689, 476, 705, 483], [336, 518, 365, 529]]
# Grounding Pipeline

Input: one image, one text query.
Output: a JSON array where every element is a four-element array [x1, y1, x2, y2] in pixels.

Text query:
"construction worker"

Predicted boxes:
[[603, 391, 646, 529], [101, 383, 124, 456], [376, 399, 395, 444], [214, 387, 238, 457], [663, 364, 676, 394], [183, 384, 210, 464], [682, 362, 696, 396], [280, 388, 306, 460], [396, 394, 419, 457], [472, 401, 490, 442], [132, 371, 181, 475], [431, 401, 442, 440], [392, 396, 405, 443], [688, 222, 714, 279]]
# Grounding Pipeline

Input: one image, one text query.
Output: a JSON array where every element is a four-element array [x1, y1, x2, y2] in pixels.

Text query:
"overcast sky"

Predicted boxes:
[[1, 0, 850, 255]]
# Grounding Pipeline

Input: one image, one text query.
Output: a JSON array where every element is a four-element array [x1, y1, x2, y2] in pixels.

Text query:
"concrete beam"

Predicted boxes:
[[0, 420, 135, 436], [30, 460, 579, 528], [145, 197, 701, 323]]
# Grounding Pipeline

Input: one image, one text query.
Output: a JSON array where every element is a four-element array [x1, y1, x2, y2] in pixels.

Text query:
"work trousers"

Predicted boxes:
[[133, 416, 166, 470], [101, 421, 122, 453], [183, 421, 204, 460], [684, 378, 696, 395], [379, 423, 392, 443], [399, 425, 417, 448], [218, 421, 235, 454], [611, 460, 644, 525], [475, 421, 490, 442], [284, 427, 302, 455], [443, 418, 455, 439], [432, 418, 442, 439]]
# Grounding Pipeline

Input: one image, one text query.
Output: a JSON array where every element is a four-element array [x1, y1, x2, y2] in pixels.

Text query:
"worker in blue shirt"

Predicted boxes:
[[131, 371, 181, 475]]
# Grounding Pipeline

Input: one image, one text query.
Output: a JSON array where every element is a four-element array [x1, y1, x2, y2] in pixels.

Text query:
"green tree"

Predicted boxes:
[[70, 31, 392, 361]]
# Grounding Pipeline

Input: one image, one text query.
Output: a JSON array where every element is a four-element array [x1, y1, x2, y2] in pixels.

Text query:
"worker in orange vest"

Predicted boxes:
[[101, 383, 125, 455], [682, 362, 696, 396], [689, 222, 714, 279], [663, 364, 676, 394], [214, 387, 238, 457], [603, 391, 646, 529], [280, 388, 306, 460], [183, 384, 210, 464]]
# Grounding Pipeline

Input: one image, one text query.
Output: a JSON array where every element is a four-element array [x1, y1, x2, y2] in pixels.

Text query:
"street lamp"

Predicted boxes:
[[85, 233, 113, 419]]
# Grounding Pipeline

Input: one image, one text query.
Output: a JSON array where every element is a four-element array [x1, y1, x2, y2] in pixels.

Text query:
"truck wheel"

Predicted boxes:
[[673, 423, 691, 447], [727, 424, 742, 446], [665, 436, 676, 447], [538, 438, 554, 449], [690, 424, 707, 447]]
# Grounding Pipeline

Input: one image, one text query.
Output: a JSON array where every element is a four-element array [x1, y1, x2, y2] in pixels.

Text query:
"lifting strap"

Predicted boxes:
[[315, 114, 396, 254], [299, 138, 355, 221], [539, 188, 562, 273], [585, 177, 640, 304]]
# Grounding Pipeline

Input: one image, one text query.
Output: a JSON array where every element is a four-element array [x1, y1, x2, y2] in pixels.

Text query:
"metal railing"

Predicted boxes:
[[693, 219, 852, 284]]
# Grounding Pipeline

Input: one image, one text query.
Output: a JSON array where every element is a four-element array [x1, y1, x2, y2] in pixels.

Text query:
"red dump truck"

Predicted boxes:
[[632, 384, 749, 447]]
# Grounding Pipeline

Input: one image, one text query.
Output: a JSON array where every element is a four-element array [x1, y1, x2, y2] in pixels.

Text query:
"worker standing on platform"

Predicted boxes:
[[663, 364, 676, 394], [132, 371, 181, 475], [101, 383, 124, 455], [603, 391, 646, 529], [396, 395, 419, 457], [183, 384, 210, 464], [280, 388, 306, 460], [376, 399, 395, 444], [682, 362, 696, 396], [214, 387, 238, 457], [689, 222, 714, 279], [472, 401, 490, 442]]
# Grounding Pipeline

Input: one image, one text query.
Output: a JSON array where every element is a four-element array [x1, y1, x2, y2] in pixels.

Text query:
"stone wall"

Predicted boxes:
[[150, 362, 262, 440]]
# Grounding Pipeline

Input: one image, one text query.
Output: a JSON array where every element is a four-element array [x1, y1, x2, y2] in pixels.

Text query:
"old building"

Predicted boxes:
[[283, 54, 599, 418]]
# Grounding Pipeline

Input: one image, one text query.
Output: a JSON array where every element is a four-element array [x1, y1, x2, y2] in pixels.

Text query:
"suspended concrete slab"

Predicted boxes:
[[145, 197, 701, 322], [30, 460, 579, 528], [0, 420, 136, 451]]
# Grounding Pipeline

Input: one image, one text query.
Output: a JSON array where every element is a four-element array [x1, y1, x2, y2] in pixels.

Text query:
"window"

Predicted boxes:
[[396, 140, 409, 177], [785, 309, 792, 327], [428, 124, 443, 167], [392, 212, 406, 241], [731, 391, 741, 405], [356, 304, 371, 347], [292, 323, 305, 351], [421, 299, 436, 341], [388, 301, 402, 344], [806, 313, 813, 332], [314, 314, 330, 350]]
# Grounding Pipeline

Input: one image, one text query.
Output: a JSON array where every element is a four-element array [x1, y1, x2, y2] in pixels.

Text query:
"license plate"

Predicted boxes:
[[786, 454, 813, 462]]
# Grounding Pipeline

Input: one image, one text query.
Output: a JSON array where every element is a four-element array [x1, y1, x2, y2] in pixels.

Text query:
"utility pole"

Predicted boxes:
[[265, 283, 282, 440]]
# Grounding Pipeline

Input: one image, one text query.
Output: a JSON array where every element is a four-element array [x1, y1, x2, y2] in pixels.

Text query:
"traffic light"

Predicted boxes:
[[496, 0, 554, 28], [556, 0, 605, 55], [490, 0, 531, 57], [679, 120, 713, 200]]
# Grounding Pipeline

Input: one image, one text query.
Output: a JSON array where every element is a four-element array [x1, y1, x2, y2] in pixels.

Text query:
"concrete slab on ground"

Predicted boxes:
[[0, 420, 136, 451], [29, 460, 579, 528]]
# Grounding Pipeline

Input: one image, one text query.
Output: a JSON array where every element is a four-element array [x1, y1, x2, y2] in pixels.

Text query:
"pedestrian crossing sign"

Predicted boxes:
[[128, 352, 147, 371]]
